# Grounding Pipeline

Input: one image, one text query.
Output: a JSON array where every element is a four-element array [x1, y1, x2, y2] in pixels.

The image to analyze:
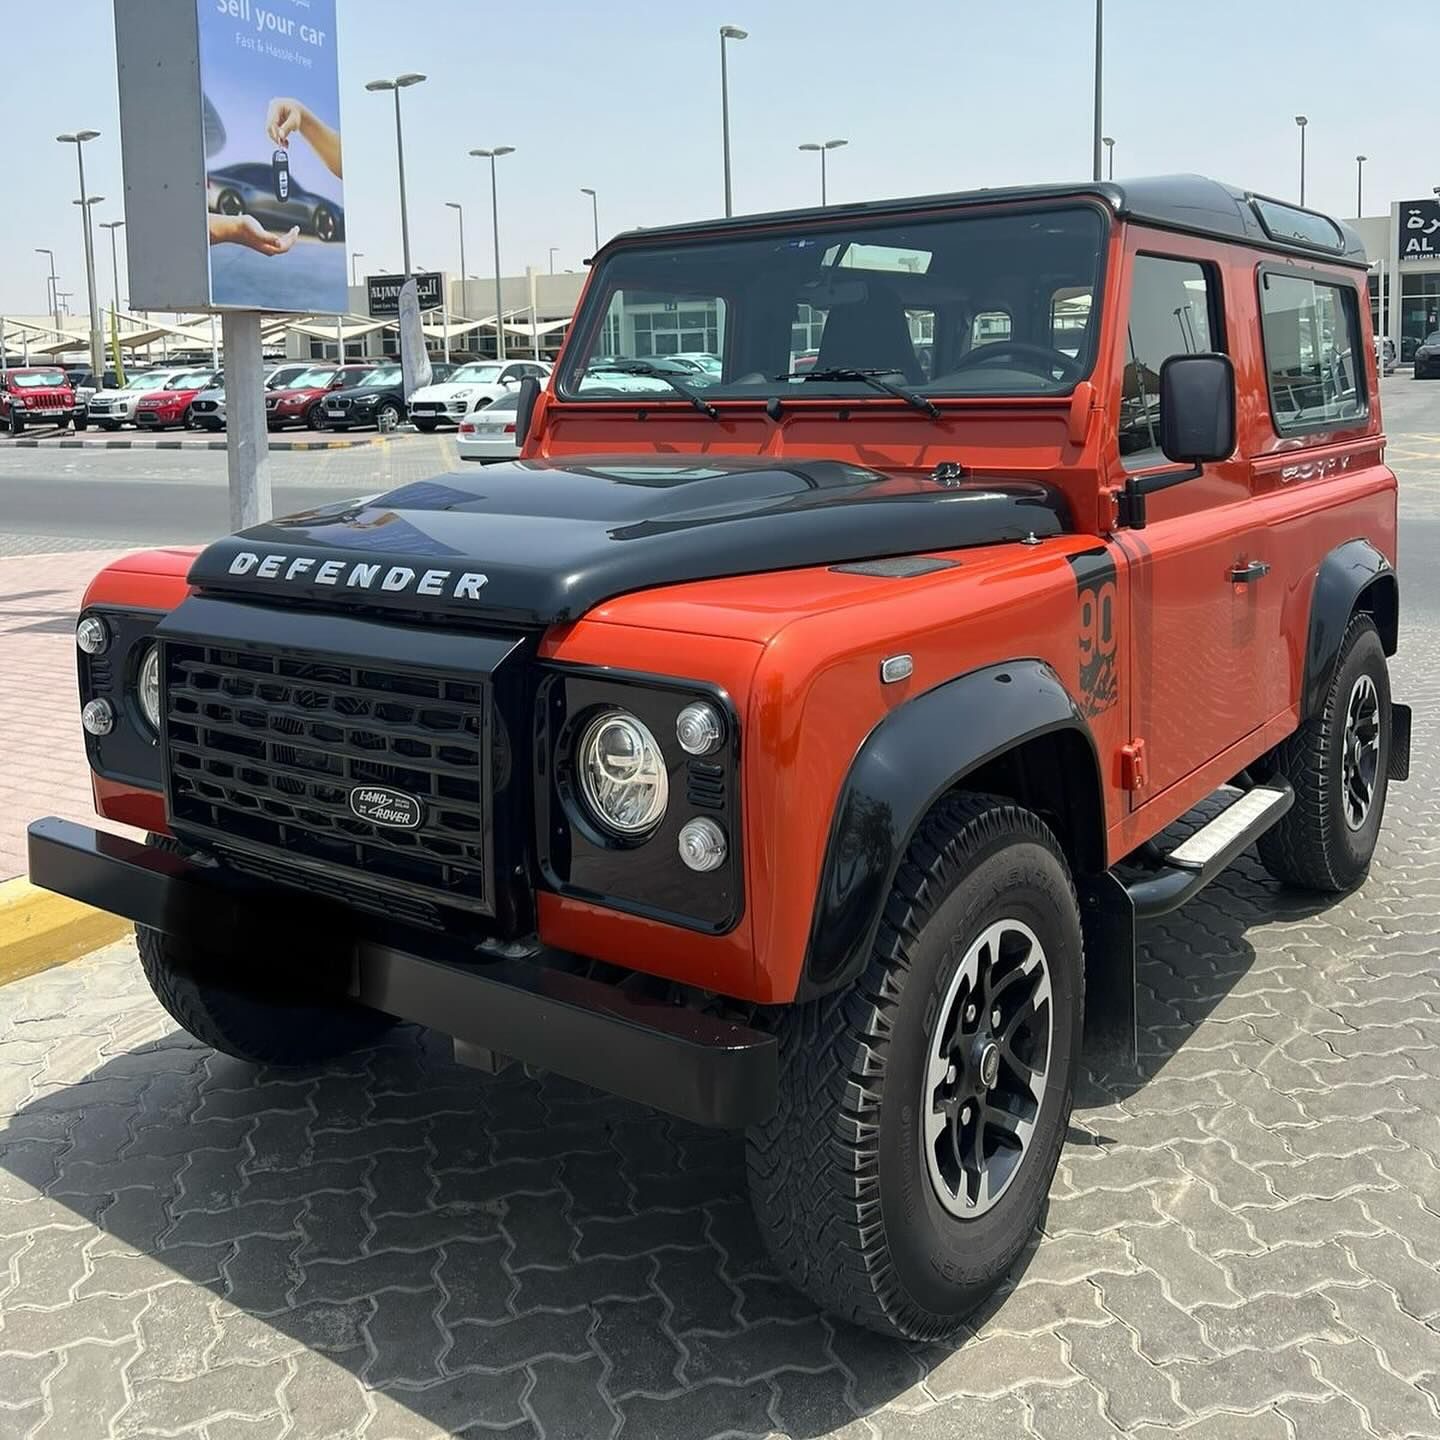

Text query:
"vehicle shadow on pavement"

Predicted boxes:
[[0, 849, 1347, 1440]]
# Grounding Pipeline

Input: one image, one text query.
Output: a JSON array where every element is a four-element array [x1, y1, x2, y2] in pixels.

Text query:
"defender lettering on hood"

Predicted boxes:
[[189, 457, 1069, 626], [224, 550, 489, 600]]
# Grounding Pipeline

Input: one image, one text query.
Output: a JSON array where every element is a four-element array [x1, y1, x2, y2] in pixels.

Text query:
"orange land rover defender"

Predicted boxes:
[[30, 177, 1411, 1340]]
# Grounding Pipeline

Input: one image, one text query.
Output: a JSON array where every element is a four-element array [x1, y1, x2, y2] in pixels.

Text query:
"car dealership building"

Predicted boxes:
[[1350, 198, 1440, 361]]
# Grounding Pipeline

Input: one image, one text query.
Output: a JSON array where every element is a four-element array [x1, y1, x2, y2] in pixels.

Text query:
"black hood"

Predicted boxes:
[[187, 457, 1069, 627]]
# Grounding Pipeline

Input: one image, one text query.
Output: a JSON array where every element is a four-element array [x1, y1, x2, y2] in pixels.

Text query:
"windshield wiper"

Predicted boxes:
[[776, 366, 941, 419], [587, 360, 719, 418]]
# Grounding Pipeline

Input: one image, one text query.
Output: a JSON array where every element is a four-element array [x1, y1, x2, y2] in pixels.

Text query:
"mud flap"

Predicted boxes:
[[1078, 871, 1136, 1067]]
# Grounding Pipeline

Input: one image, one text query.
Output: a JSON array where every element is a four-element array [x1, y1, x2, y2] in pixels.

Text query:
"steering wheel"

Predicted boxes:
[[938, 341, 1083, 384]]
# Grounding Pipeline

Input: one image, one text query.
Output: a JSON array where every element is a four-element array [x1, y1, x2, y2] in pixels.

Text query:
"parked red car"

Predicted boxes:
[[1, 367, 77, 435], [265, 364, 375, 430], [133, 369, 220, 430]]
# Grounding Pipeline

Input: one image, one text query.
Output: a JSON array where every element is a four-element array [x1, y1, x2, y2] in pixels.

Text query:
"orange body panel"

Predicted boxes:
[[73, 202, 1396, 1008]]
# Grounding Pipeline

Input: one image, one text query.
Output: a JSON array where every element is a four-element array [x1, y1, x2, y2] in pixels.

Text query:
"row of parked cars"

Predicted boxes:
[[0, 357, 552, 460]]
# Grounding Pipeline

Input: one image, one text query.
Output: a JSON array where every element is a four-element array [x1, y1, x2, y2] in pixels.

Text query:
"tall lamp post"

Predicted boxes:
[[444, 204, 468, 321], [548, 246, 559, 275], [35, 248, 60, 338], [57, 130, 104, 376], [719, 25, 747, 216], [1091, 0, 1104, 182], [798, 139, 847, 206], [351, 251, 365, 288], [1102, 136, 1115, 180], [1295, 115, 1308, 206], [1355, 154, 1367, 216], [99, 220, 124, 313], [470, 147, 515, 360], [580, 187, 599, 252], [365, 74, 426, 277]]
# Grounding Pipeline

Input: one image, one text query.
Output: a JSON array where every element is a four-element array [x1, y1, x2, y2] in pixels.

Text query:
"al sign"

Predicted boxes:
[[115, 0, 346, 314], [367, 273, 445, 318], [1401, 200, 1440, 263]]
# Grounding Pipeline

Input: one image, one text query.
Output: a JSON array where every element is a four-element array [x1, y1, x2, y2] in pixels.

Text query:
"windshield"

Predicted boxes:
[[167, 371, 214, 389], [449, 363, 504, 384], [11, 371, 68, 388], [358, 367, 401, 388], [124, 373, 169, 390], [561, 205, 1106, 403], [290, 368, 337, 388]]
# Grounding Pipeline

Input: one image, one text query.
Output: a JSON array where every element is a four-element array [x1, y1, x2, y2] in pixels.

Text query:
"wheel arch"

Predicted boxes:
[[1302, 539, 1398, 720], [797, 659, 1106, 1002]]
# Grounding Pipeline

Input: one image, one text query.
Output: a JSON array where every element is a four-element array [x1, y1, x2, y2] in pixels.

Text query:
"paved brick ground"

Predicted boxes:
[[0, 551, 140, 880], [0, 384, 1436, 1436]]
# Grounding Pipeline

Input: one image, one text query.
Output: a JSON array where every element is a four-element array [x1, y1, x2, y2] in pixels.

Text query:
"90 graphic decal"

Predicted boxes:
[[1069, 551, 1118, 718]]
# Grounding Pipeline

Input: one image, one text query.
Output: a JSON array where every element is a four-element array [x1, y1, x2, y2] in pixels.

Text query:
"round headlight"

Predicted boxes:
[[577, 711, 669, 836], [676, 701, 724, 756], [76, 615, 110, 655], [138, 643, 161, 732]]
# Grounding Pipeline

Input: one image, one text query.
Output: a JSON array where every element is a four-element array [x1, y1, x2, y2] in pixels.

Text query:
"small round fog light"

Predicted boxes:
[[676, 701, 724, 756], [76, 615, 110, 655], [678, 817, 727, 873], [81, 698, 115, 736]]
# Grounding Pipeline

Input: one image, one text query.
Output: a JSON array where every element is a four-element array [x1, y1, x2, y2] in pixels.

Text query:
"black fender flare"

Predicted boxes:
[[1301, 539, 1398, 719], [798, 659, 1104, 1001]]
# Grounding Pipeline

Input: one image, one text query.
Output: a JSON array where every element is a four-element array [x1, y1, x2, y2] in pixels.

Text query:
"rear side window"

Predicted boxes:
[[1259, 272, 1366, 434]]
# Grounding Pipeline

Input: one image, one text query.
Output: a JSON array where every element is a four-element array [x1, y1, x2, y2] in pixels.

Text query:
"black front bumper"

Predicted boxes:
[[27, 817, 777, 1129]]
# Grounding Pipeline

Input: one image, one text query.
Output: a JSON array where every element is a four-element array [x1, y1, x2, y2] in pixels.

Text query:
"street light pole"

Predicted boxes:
[[1355, 154, 1367, 216], [1102, 136, 1115, 181], [35, 248, 60, 337], [470, 147, 515, 361], [99, 220, 124, 313], [445, 203, 467, 322], [365, 74, 426, 277], [798, 139, 847, 206], [1092, 0, 1103, 183], [57, 130, 104, 376], [548, 246, 558, 275], [351, 251, 364, 288], [580, 188, 599, 252], [1299, 117, 1309, 205], [719, 25, 747, 216]]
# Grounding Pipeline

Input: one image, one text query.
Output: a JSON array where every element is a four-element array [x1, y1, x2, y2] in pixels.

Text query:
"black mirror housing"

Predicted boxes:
[[515, 374, 542, 451], [1159, 352, 1235, 466]]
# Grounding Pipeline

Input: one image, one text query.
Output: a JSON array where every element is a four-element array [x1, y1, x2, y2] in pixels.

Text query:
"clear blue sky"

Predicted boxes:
[[5, 0, 1433, 315]]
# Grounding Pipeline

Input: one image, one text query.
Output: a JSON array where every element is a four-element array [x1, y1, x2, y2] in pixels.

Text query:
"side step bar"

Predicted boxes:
[[1081, 781, 1294, 1067], [1126, 782, 1293, 918]]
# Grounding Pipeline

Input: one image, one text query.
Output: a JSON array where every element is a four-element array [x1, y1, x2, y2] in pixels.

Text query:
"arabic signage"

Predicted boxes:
[[115, 0, 346, 314], [1400, 199, 1440, 263], [367, 273, 444, 318]]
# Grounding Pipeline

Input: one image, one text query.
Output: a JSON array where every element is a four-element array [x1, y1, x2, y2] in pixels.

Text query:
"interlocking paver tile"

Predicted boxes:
[[1092, 1270, 1212, 1362], [1304, 1337, 1440, 1438]]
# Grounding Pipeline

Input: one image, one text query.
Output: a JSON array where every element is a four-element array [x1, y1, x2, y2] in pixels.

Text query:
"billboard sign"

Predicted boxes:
[[1400, 200, 1440, 263], [115, 0, 345, 314], [368, 273, 444, 317]]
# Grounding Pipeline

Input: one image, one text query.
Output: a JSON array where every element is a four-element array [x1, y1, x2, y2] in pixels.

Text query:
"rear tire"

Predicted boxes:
[[746, 792, 1083, 1340], [1257, 614, 1391, 892], [137, 922, 392, 1066]]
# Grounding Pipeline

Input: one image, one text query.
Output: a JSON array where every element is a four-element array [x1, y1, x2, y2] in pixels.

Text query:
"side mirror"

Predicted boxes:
[[1159, 352, 1235, 466], [515, 374, 542, 451]]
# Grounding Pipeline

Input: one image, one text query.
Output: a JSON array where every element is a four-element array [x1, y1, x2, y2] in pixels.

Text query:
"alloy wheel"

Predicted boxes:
[[1341, 672, 1381, 831], [922, 919, 1053, 1218]]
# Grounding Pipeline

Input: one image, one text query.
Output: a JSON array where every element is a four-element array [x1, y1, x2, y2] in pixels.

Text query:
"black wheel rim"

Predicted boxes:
[[1341, 673, 1381, 831], [923, 919, 1052, 1217], [315, 208, 335, 241]]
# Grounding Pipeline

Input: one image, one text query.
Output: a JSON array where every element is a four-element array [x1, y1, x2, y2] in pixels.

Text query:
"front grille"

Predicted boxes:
[[164, 641, 491, 915]]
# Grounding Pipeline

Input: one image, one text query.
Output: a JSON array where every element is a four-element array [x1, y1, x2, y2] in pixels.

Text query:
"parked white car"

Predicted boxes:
[[456, 391, 521, 462], [406, 359, 550, 431], [83, 369, 191, 430]]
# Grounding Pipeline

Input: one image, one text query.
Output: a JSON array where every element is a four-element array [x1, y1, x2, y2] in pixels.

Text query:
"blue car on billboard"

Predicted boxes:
[[206, 164, 345, 243]]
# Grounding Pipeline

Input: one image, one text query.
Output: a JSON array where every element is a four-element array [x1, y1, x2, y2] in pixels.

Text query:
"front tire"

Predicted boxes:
[[137, 922, 392, 1066], [746, 792, 1083, 1340], [306, 405, 326, 430], [8, 411, 23, 436], [1257, 614, 1391, 892]]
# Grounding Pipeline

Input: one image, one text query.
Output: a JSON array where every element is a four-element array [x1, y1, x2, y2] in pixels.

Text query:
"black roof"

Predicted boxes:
[[607, 174, 1368, 270]]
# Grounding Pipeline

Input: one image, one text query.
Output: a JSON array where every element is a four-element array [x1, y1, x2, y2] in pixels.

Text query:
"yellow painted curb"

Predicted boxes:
[[0, 877, 132, 987]]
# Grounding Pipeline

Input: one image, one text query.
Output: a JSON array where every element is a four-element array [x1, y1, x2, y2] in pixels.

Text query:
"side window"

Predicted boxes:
[[970, 310, 1012, 349], [1119, 256, 1218, 470], [1259, 272, 1366, 433], [1051, 287, 1094, 359]]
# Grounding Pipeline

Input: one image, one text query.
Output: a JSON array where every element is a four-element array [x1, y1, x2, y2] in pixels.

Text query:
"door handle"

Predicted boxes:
[[1229, 561, 1271, 584]]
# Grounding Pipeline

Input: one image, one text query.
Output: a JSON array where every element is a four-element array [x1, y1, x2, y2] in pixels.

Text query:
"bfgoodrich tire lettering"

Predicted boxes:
[[1257, 614, 1391, 892], [746, 792, 1083, 1340]]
